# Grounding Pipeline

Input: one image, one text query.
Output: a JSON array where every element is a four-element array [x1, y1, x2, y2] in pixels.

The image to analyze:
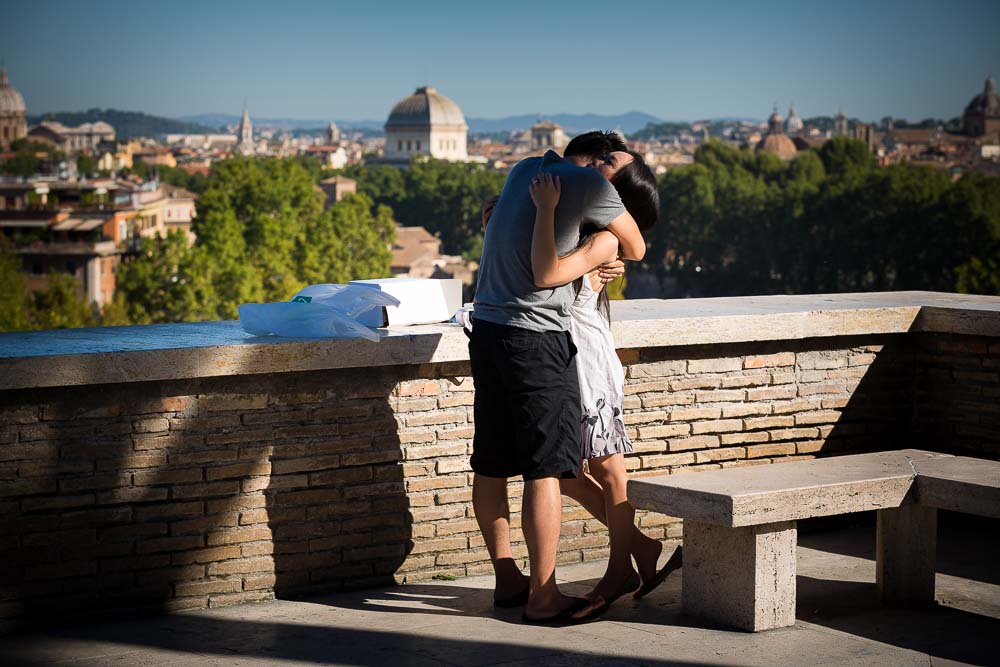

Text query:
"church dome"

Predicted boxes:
[[756, 133, 798, 160], [0, 68, 27, 115], [757, 105, 797, 160], [965, 76, 1000, 117], [385, 86, 467, 131], [767, 108, 783, 132], [785, 105, 804, 134]]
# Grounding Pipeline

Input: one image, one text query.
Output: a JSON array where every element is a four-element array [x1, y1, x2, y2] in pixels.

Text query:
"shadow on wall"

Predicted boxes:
[[0, 331, 465, 630], [263, 366, 413, 599], [817, 329, 1000, 459], [820, 333, 915, 457], [908, 332, 1000, 458]]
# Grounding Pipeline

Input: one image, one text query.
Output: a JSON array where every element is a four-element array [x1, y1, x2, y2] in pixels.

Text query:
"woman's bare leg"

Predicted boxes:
[[587, 454, 663, 597], [561, 460, 662, 585], [587, 454, 638, 597], [559, 469, 608, 524]]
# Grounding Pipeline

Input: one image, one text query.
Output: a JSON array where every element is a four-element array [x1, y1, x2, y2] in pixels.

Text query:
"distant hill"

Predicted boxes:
[[466, 112, 662, 135], [27, 109, 218, 140], [178, 113, 330, 130], [179, 111, 663, 135], [178, 113, 386, 133], [629, 117, 767, 141]]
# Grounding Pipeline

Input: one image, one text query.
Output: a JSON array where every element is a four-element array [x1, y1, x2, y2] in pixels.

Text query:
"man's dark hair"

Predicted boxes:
[[564, 130, 628, 162], [610, 151, 659, 232]]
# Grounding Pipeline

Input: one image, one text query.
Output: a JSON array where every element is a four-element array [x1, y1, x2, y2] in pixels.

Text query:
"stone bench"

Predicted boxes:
[[628, 449, 1000, 632]]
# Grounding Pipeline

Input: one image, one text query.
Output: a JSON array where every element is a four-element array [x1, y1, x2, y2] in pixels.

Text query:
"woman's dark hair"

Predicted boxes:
[[566, 151, 659, 324], [564, 130, 628, 163], [610, 151, 659, 232]]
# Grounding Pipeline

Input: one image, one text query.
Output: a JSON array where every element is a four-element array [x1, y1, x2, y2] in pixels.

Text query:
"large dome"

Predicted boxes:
[[756, 133, 798, 160], [965, 77, 1000, 117], [0, 68, 27, 115], [385, 86, 467, 130], [785, 105, 804, 134]]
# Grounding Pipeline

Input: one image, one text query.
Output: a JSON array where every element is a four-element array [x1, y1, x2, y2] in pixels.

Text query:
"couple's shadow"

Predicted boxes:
[[309, 570, 687, 627]]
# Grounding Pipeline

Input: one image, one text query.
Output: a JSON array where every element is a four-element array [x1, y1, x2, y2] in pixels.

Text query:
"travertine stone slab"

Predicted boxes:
[[913, 455, 1000, 519], [628, 450, 949, 527], [1, 291, 998, 390], [877, 504, 937, 603], [682, 519, 797, 632]]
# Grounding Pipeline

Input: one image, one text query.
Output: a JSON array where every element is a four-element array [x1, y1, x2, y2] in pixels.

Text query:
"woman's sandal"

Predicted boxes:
[[521, 597, 592, 626], [571, 571, 642, 622], [633, 545, 683, 600]]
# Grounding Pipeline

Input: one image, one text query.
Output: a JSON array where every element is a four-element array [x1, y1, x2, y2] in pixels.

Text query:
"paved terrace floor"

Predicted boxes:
[[3, 515, 998, 667]]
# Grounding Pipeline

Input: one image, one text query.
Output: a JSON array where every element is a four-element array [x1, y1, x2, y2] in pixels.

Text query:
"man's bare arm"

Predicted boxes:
[[605, 210, 646, 261]]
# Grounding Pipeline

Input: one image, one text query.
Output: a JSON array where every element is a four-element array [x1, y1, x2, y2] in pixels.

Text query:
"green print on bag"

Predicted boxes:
[[290, 296, 312, 303]]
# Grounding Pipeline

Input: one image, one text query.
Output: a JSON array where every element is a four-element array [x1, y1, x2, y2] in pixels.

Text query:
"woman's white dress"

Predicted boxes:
[[569, 275, 633, 460]]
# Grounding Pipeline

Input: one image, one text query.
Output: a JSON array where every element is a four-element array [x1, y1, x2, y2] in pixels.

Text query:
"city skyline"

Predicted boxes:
[[2, 0, 999, 124]]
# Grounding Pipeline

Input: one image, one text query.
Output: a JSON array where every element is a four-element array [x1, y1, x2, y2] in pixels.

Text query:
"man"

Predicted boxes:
[[470, 131, 645, 624]]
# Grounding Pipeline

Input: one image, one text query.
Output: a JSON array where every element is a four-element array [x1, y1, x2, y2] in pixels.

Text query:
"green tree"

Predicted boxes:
[[606, 275, 627, 300], [952, 173, 1000, 295], [0, 240, 32, 331], [29, 273, 95, 330], [111, 155, 398, 324], [99, 293, 132, 326], [195, 157, 325, 305], [2, 150, 40, 178], [76, 153, 96, 176], [113, 231, 194, 324], [345, 158, 505, 257], [1, 140, 65, 177], [652, 136, 1000, 299], [125, 160, 208, 195], [817, 137, 873, 178], [787, 152, 826, 184]]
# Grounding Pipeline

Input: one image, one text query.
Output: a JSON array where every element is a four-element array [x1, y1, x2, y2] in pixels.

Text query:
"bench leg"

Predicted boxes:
[[682, 520, 797, 632], [876, 504, 937, 604]]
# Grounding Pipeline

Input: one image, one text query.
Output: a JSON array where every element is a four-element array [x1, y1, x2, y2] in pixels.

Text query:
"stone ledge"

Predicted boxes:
[[1, 291, 998, 390]]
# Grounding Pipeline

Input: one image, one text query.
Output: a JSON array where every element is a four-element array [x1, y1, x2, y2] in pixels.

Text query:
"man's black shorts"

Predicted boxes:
[[467, 318, 582, 480]]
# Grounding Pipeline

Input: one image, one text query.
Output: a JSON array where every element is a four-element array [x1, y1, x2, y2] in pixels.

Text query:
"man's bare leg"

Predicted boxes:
[[522, 476, 578, 618], [473, 473, 527, 601]]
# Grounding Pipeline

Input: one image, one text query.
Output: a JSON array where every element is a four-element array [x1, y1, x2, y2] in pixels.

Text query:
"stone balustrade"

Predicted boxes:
[[0, 291, 998, 632]]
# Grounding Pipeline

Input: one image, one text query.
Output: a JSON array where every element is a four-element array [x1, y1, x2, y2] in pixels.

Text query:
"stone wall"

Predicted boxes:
[[911, 333, 1000, 456], [0, 331, 995, 632]]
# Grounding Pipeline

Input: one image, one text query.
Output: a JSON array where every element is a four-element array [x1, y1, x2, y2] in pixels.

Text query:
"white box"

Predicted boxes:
[[350, 278, 463, 327]]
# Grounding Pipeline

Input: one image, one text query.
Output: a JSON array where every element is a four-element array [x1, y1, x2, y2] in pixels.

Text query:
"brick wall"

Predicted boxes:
[[911, 333, 1000, 456], [0, 332, 995, 631]]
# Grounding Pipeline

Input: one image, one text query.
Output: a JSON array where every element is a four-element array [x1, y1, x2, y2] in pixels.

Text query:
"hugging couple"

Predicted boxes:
[[468, 131, 682, 625]]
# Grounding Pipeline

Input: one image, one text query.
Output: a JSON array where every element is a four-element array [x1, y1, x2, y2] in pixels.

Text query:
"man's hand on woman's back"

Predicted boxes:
[[596, 258, 626, 284]]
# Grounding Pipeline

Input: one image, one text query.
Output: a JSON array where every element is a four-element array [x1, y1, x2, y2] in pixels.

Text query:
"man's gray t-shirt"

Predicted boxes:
[[474, 150, 625, 332]]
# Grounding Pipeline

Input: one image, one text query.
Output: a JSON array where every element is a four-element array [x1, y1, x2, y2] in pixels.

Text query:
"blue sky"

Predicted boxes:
[[2, 0, 998, 122]]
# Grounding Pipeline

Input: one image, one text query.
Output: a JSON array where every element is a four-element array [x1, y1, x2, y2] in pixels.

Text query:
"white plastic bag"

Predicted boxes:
[[290, 283, 400, 318], [453, 302, 475, 332], [238, 284, 401, 341]]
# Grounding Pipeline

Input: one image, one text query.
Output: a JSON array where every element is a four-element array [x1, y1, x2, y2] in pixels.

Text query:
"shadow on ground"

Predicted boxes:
[[799, 511, 1000, 586], [3, 521, 997, 666]]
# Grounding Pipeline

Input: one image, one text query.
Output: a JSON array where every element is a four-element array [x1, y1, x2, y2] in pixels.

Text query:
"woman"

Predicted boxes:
[[529, 152, 680, 620]]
